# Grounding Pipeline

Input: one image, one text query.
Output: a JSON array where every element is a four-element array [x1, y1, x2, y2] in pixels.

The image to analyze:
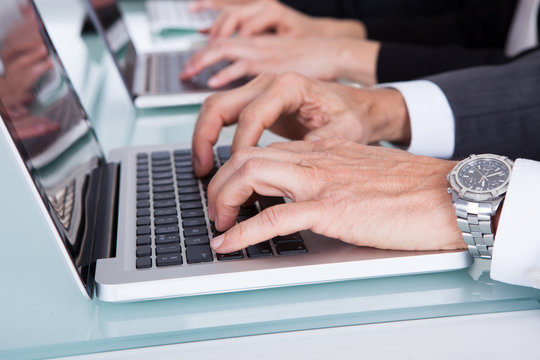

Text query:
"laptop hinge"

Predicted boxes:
[[92, 162, 120, 261]]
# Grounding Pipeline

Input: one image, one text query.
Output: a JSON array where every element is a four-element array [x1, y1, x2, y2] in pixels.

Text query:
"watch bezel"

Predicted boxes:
[[447, 154, 514, 202]]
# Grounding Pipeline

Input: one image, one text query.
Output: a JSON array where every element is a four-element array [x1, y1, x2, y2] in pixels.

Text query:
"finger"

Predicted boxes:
[[207, 60, 250, 88], [231, 73, 305, 153], [210, 201, 320, 253], [207, 146, 305, 221], [181, 41, 250, 80], [236, 12, 277, 37], [267, 140, 319, 153], [210, 11, 240, 39], [191, 75, 275, 176]]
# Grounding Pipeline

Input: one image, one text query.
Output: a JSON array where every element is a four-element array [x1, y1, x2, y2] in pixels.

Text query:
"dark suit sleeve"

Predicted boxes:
[[425, 49, 540, 160], [377, 43, 510, 82]]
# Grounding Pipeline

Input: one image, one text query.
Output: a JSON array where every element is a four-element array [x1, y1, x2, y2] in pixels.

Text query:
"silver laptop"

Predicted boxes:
[[0, 0, 471, 303], [146, 0, 219, 33], [83, 0, 245, 108]]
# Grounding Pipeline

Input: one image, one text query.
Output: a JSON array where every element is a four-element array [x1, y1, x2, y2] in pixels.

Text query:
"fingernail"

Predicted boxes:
[[210, 234, 224, 250], [208, 77, 220, 88]]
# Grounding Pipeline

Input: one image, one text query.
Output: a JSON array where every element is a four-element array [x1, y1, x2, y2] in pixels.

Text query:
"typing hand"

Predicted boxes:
[[181, 36, 381, 88], [206, 139, 465, 253], [191, 72, 411, 177]]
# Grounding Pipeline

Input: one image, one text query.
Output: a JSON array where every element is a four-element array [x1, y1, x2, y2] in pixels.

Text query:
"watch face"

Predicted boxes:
[[457, 158, 510, 192]]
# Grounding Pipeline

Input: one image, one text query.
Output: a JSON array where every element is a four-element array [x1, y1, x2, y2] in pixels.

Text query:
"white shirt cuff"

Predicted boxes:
[[491, 158, 540, 289], [380, 80, 455, 159]]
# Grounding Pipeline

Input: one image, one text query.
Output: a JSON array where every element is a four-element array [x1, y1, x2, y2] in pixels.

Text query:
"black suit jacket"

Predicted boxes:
[[426, 49, 540, 160], [282, 0, 538, 82]]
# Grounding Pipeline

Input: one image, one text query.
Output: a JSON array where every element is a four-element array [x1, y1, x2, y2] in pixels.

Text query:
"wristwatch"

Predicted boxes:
[[447, 154, 514, 259]]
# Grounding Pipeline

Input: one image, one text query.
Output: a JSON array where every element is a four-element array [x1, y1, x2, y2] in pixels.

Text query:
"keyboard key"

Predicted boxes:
[[217, 146, 231, 164], [152, 172, 173, 180], [173, 149, 191, 157], [181, 208, 205, 219], [137, 185, 150, 193], [136, 245, 152, 257], [182, 217, 206, 227], [137, 153, 148, 160], [246, 241, 274, 258], [217, 251, 244, 261], [177, 173, 196, 180], [154, 199, 177, 208], [155, 225, 179, 235], [177, 178, 198, 187], [275, 241, 307, 255], [137, 208, 151, 217], [137, 171, 148, 179], [155, 215, 178, 226], [137, 192, 150, 201], [156, 254, 183, 267], [152, 160, 172, 168], [274, 232, 303, 243], [180, 201, 203, 210], [154, 207, 177, 217], [153, 185, 174, 193], [156, 243, 181, 255], [136, 257, 152, 269], [186, 245, 213, 263], [155, 233, 180, 245], [176, 166, 194, 174], [174, 160, 192, 168], [151, 151, 170, 160], [136, 235, 151, 246], [136, 226, 151, 236], [179, 193, 201, 202], [153, 178, 173, 186], [154, 192, 175, 201], [152, 165, 172, 173], [178, 186, 199, 194], [184, 235, 209, 246], [136, 217, 151, 226], [137, 178, 149, 186], [184, 226, 207, 237]]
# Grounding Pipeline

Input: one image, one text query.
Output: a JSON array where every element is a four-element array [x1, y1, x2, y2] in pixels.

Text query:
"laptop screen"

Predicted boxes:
[[84, 0, 138, 95], [0, 0, 104, 296]]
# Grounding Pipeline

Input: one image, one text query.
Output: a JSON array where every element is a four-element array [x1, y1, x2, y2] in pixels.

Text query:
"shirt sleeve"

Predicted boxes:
[[491, 158, 540, 289], [380, 80, 455, 159]]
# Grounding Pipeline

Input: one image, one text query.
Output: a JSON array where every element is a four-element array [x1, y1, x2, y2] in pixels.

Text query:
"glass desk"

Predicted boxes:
[[1, 0, 539, 358]]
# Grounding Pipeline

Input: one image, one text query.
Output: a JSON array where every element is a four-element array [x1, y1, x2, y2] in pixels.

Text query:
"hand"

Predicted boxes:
[[207, 139, 466, 253], [191, 0, 265, 11], [191, 73, 410, 177], [181, 36, 381, 87], [203, 0, 366, 40]]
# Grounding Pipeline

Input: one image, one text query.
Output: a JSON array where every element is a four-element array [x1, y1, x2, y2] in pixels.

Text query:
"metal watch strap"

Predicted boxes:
[[453, 198, 495, 259]]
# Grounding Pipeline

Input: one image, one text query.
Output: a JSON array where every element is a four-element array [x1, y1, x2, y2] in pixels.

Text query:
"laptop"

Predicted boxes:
[[145, 0, 219, 33], [83, 0, 245, 108], [0, 0, 471, 303]]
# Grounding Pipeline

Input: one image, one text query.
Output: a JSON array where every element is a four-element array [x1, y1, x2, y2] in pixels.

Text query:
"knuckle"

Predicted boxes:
[[274, 72, 305, 87], [230, 146, 257, 167], [239, 157, 265, 177], [259, 206, 281, 230]]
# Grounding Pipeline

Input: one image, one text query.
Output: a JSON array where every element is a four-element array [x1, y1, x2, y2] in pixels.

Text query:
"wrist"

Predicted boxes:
[[358, 88, 411, 144], [315, 18, 367, 38], [332, 39, 380, 85]]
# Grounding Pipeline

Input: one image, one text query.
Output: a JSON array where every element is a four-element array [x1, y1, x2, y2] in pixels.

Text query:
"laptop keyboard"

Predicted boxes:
[[134, 146, 308, 269], [146, 0, 219, 31], [48, 179, 76, 231]]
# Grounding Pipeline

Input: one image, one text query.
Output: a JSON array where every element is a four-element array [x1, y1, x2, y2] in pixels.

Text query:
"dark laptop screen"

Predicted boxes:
[[84, 0, 138, 94], [0, 0, 104, 295]]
